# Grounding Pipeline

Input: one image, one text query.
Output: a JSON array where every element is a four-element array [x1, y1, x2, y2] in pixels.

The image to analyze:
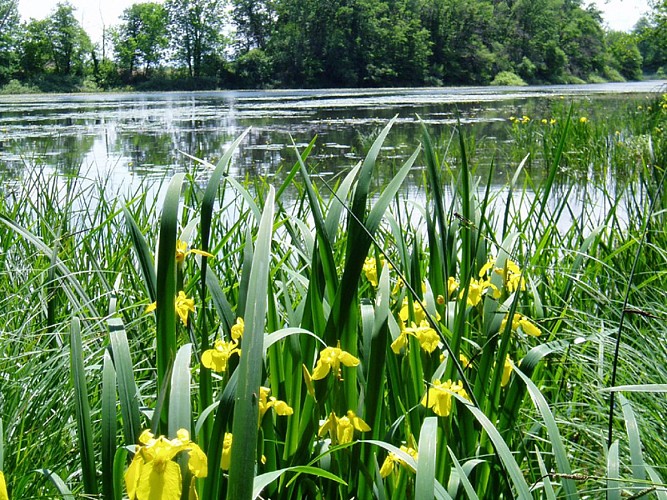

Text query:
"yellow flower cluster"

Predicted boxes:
[[479, 257, 526, 293], [500, 313, 540, 337], [421, 379, 471, 417], [509, 115, 531, 124], [125, 429, 207, 500], [379, 444, 418, 478], [540, 118, 557, 125], [318, 410, 370, 445]]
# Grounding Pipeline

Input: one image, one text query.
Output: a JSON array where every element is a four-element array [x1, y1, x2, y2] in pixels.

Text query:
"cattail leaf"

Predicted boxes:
[[168, 343, 192, 436], [155, 173, 184, 407], [227, 186, 275, 500], [415, 417, 438, 499], [108, 317, 141, 445], [124, 207, 157, 303]]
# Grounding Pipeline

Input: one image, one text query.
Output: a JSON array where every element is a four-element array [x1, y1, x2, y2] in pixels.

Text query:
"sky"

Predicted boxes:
[[18, 0, 652, 45]]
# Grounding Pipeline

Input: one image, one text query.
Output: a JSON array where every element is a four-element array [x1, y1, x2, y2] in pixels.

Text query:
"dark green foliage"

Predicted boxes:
[[112, 2, 169, 79], [0, 0, 663, 91]]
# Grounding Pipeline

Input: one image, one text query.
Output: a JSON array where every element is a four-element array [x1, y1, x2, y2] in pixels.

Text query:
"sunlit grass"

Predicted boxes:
[[0, 94, 666, 499]]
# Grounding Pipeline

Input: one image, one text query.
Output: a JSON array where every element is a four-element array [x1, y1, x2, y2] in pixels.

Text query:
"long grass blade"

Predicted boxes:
[[35, 469, 75, 500], [69, 317, 98, 496], [253, 466, 346, 499], [457, 396, 533, 499], [447, 448, 481, 500], [512, 363, 579, 498], [101, 350, 117, 500], [618, 394, 646, 482], [124, 207, 157, 302], [607, 440, 621, 500]]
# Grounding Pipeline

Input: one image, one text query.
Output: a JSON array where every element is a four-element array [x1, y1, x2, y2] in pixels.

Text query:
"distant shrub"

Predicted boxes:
[[0, 79, 39, 95], [490, 71, 527, 86], [561, 73, 587, 85], [603, 68, 625, 82], [588, 74, 608, 84]]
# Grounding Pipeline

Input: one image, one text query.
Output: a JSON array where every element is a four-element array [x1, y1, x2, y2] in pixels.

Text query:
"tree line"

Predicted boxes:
[[0, 0, 665, 93]]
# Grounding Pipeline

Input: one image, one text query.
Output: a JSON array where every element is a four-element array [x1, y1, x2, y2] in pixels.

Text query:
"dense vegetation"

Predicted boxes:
[[0, 0, 665, 92], [0, 91, 666, 498]]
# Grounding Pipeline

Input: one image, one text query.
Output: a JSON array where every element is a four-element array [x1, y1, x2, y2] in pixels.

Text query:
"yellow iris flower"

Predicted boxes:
[[459, 278, 498, 306], [175, 291, 195, 326], [311, 345, 360, 380], [201, 338, 241, 372], [379, 444, 418, 478], [145, 291, 195, 326], [318, 411, 370, 445], [421, 379, 471, 417], [258, 386, 293, 425], [391, 320, 440, 355], [175, 239, 214, 264], [500, 313, 540, 337], [125, 429, 207, 500]]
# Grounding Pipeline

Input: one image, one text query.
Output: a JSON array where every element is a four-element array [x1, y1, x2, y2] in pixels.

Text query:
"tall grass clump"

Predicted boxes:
[[0, 92, 666, 499]]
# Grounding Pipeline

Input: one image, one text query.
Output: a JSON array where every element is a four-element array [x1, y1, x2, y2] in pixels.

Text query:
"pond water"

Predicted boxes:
[[0, 81, 665, 210]]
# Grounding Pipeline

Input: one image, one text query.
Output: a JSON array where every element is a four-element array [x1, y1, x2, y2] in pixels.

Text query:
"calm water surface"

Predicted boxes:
[[0, 81, 665, 211]]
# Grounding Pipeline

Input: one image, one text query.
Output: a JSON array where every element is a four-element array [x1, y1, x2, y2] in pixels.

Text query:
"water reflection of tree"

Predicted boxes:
[[19, 133, 97, 176]]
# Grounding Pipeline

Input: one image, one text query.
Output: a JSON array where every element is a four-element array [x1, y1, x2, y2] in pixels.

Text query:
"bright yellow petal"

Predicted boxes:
[[201, 350, 227, 372], [501, 356, 512, 387], [0, 471, 9, 500], [137, 460, 182, 500], [310, 360, 331, 380], [145, 302, 157, 314], [347, 411, 371, 432], [318, 414, 336, 438], [231, 318, 244, 340], [188, 444, 208, 478], [432, 391, 452, 417], [221, 433, 233, 471], [390, 330, 409, 354], [188, 248, 214, 259], [519, 318, 541, 337], [272, 399, 293, 416], [338, 350, 360, 367], [379, 455, 396, 477], [125, 453, 144, 499], [336, 417, 354, 444]]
